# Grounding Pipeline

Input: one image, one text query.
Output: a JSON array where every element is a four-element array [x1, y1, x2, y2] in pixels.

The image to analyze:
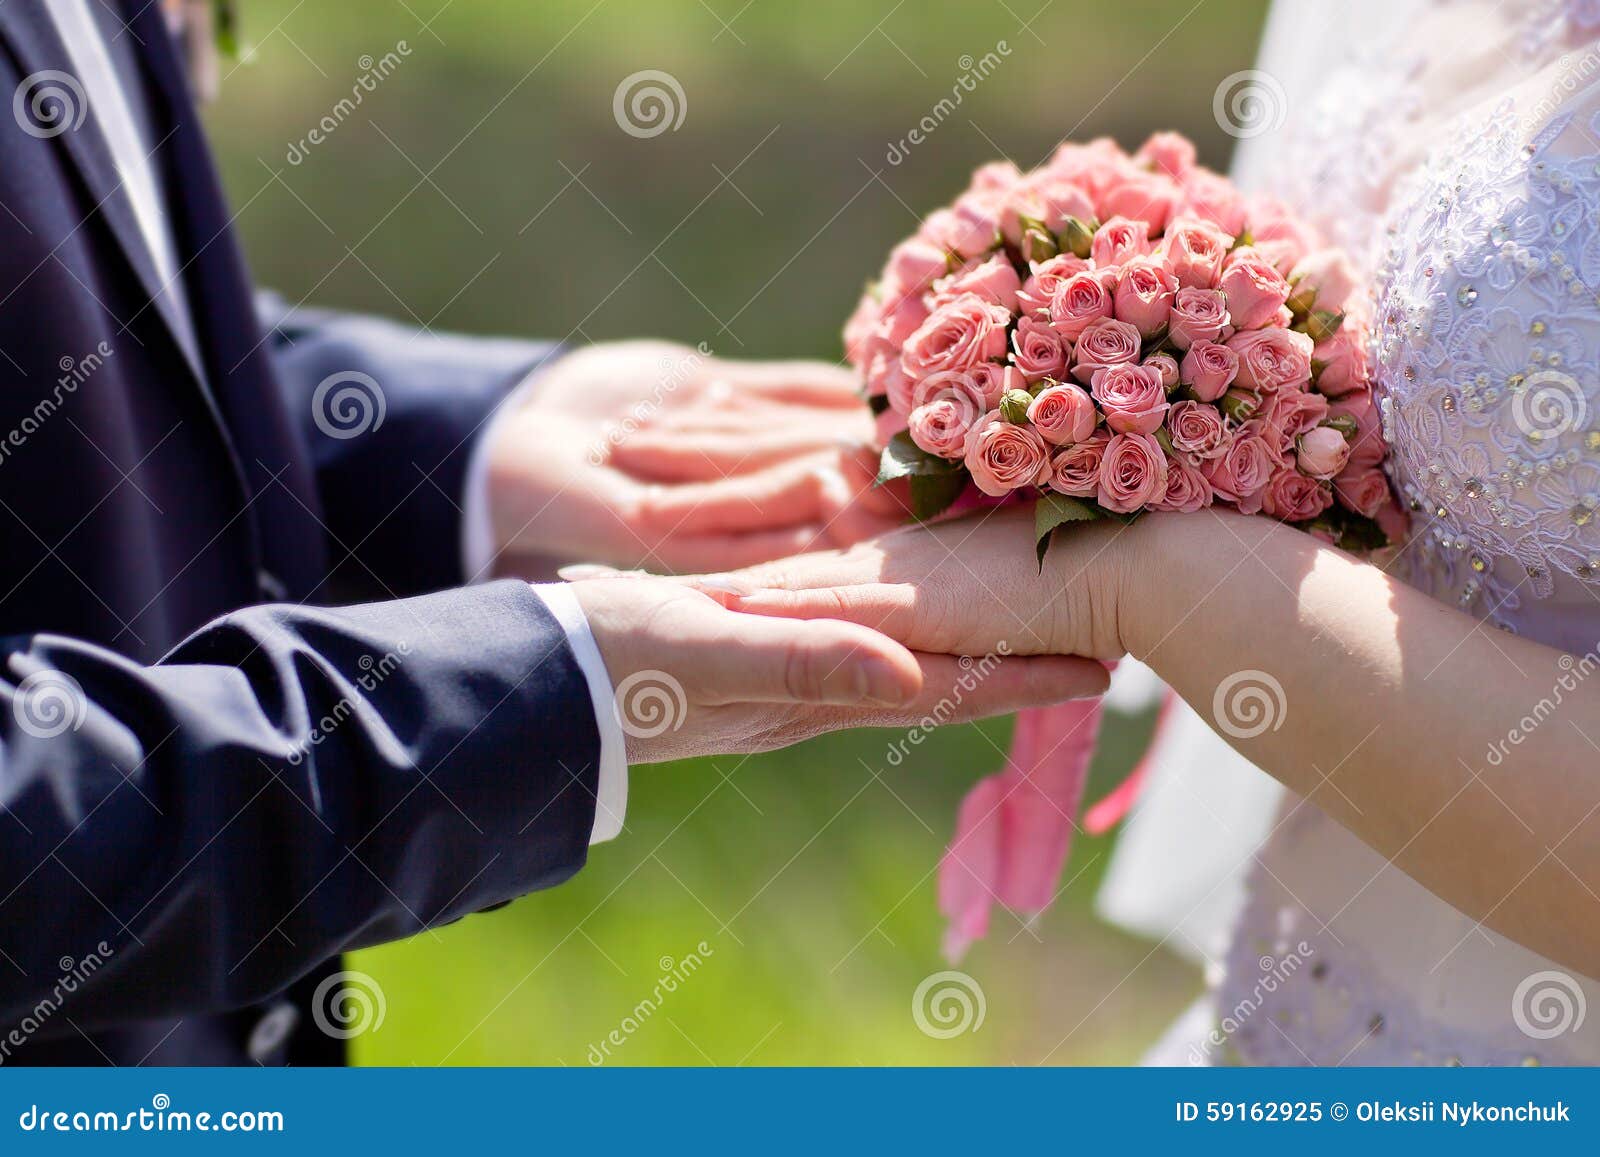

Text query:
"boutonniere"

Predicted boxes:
[[162, 0, 239, 102]]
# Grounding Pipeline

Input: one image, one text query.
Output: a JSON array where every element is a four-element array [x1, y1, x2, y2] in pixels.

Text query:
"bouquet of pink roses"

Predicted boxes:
[[843, 132, 1405, 959]]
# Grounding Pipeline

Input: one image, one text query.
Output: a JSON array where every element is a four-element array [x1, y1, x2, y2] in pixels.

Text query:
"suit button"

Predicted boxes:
[[247, 1000, 299, 1061], [257, 570, 288, 601]]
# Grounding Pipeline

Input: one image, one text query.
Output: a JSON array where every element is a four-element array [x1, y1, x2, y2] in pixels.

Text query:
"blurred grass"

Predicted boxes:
[[203, 0, 1268, 1064]]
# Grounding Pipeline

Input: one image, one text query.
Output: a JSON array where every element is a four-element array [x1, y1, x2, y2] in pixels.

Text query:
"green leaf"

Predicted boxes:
[[1033, 493, 1100, 566], [908, 471, 968, 522], [875, 431, 960, 486]]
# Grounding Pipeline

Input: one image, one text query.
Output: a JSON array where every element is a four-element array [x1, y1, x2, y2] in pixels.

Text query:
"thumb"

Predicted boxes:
[[702, 609, 922, 707]]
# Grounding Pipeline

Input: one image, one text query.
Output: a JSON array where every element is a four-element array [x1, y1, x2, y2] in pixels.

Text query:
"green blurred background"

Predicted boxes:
[[204, 0, 1270, 1065]]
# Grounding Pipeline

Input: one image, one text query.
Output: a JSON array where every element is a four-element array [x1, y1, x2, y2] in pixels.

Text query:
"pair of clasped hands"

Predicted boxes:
[[487, 340, 1147, 763]]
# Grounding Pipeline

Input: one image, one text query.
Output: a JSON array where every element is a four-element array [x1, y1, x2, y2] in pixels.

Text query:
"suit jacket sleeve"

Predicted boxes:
[[255, 293, 563, 596], [0, 579, 599, 1029]]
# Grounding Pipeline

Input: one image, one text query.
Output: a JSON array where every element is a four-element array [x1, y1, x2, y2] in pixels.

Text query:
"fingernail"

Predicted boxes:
[[858, 657, 910, 706]]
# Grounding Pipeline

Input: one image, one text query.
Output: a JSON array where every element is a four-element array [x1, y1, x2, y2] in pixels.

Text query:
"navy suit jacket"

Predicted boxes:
[[0, 0, 599, 1064]]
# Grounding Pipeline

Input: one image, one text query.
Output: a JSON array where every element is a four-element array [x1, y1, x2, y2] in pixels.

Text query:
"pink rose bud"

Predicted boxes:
[[1263, 468, 1334, 522], [1162, 217, 1233, 289], [1048, 269, 1114, 341], [947, 193, 1003, 258], [902, 294, 1012, 379], [1010, 315, 1068, 383], [1249, 193, 1322, 271], [1091, 364, 1170, 435], [1091, 216, 1153, 267], [1296, 425, 1352, 480], [1166, 287, 1232, 351], [1097, 172, 1180, 234], [1144, 351, 1180, 390], [1166, 399, 1230, 460], [1175, 169, 1248, 236], [1327, 391, 1384, 469], [1226, 327, 1315, 392], [969, 362, 1028, 408], [1135, 131, 1198, 181], [1027, 382, 1098, 446], [1071, 318, 1143, 384], [1219, 248, 1293, 330], [886, 239, 951, 296], [1313, 320, 1371, 397], [1059, 215, 1096, 260], [932, 254, 1023, 312], [1018, 254, 1091, 318], [969, 160, 1022, 194], [1048, 431, 1111, 497], [1289, 249, 1360, 314], [1097, 431, 1169, 513], [1334, 466, 1391, 518], [1153, 453, 1214, 512], [1179, 339, 1239, 401], [1112, 257, 1179, 338], [963, 411, 1052, 496]]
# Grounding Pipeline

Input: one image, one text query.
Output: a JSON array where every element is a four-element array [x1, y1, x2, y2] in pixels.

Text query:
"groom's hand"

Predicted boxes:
[[567, 574, 1110, 763], [485, 341, 905, 576]]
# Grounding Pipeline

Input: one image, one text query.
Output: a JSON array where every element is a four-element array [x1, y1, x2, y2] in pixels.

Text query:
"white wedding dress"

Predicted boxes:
[[1099, 0, 1600, 1065]]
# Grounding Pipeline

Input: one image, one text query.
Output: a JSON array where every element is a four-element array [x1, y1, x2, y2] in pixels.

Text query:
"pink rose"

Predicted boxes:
[[969, 160, 1022, 194], [1002, 179, 1094, 246], [1176, 169, 1248, 235], [1071, 318, 1143, 384], [1166, 287, 1231, 350], [879, 293, 930, 346], [1313, 320, 1370, 397], [917, 207, 960, 250], [1248, 239, 1303, 277], [1097, 171, 1180, 234], [969, 362, 1027, 409], [1264, 389, 1329, 448], [1179, 339, 1239, 401], [1091, 363, 1170, 435], [1166, 399, 1229, 460], [1048, 270, 1115, 341], [1227, 327, 1315, 392], [902, 294, 1011, 379], [1136, 131, 1198, 181], [1144, 351, 1179, 390], [1154, 454, 1214, 513], [1046, 138, 1131, 198], [885, 239, 950, 296], [1289, 249, 1360, 314], [963, 412, 1051, 496], [1334, 466, 1390, 518], [1018, 254, 1091, 318], [947, 193, 1003, 258], [1112, 256, 1178, 337], [867, 349, 912, 414], [1162, 217, 1233, 288], [1248, 194, 1321, 270], [1202, 428, 1278, 513], [843, 290, 882, 370], [911, 369, 988, 413], [932, 254, 1022, 312], [1097, 432, 1169, 513], [1048, 431, 1111, 497], [1219, 248, 1293, 330], [1328, 391, 1384, 469], [1027, 382, 1098, 445], [908, 396, 981, 459], [1091, 216, 1153, 267], [1296, 425, 1351, 480], [1010, 316, 1068, 383], [1262, 469, 1333, 522]]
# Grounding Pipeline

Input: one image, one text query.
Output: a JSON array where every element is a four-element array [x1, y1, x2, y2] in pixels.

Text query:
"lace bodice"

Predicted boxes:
[[1199, 0, 1600, 1065]]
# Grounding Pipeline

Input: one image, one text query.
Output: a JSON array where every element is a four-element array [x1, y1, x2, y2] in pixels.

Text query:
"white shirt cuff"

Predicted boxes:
[[460, 371, 547, 582], [528, 583, 628, 844]]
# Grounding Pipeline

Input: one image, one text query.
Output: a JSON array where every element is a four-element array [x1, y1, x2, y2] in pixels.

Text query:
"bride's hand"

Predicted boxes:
[[674, 505, 1150, 660]]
